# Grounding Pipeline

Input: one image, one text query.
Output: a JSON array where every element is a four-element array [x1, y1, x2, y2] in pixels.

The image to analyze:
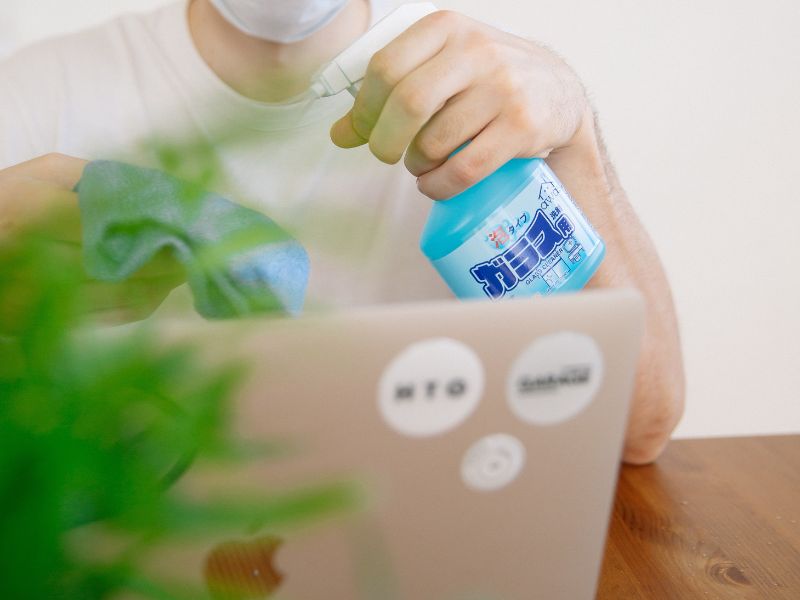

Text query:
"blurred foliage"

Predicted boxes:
[[135, 103, 383, 266], [0, 219, 358, 599]]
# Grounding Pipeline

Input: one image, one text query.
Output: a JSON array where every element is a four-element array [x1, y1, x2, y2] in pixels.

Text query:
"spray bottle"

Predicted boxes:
[[311, 2, 605, 300]]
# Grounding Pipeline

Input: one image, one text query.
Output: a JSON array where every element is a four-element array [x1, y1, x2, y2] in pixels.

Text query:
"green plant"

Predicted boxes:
[[0, 219, 357, 599]]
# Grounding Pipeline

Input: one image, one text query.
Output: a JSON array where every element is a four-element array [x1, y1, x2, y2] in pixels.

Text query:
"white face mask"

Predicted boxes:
[[209, 0, 351, 43]]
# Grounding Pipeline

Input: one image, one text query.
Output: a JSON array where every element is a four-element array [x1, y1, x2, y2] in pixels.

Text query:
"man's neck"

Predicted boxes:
[[188, 0, 371, 103]]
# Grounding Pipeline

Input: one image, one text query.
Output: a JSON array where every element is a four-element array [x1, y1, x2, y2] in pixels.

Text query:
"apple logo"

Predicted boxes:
[[205, 535, 284, 599]]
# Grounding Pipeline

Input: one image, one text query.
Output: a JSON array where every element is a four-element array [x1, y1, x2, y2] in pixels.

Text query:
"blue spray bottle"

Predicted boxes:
[[312, 3, 605, 300]]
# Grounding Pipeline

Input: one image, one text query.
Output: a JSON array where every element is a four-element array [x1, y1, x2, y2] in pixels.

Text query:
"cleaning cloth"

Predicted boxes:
[[77, 160, 309, 319]]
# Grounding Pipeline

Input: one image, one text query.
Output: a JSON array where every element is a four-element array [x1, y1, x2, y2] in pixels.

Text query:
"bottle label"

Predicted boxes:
[[431, 163, 603, 300]]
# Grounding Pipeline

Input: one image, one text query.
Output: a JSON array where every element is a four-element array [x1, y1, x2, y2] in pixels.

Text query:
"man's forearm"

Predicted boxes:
[[548, 108, 686, 464]]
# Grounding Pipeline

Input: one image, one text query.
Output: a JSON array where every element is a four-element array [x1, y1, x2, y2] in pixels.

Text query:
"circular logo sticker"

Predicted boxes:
[[461, 433, 526, 492], [507, 332, 604, 426], [378, 338, 484, 437]]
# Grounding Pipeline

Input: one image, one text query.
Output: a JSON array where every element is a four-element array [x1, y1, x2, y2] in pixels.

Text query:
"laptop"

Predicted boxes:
[[143, 288, 644, 599]]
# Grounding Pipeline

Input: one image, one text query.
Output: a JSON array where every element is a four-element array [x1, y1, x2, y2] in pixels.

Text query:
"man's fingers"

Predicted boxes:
[[368, 49, 476, 164], [83, 275, 180, 315], [0, 177, 81, 243], [1, 153, 88, 190], [417, 118, 520, 200], [330, 109, 369, 148], [330, 11, 453, 148], [0, 153, 88, 242], [404, 84, 502, 177]]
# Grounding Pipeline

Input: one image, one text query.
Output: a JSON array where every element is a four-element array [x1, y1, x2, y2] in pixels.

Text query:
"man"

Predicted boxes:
[[0, 0, 684, 463]]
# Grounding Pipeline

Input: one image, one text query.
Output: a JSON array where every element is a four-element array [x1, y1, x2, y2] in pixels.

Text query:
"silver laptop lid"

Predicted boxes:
[[145, 288, 644, 600]]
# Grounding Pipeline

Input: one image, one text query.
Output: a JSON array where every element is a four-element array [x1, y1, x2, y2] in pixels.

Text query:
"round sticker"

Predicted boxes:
[[378, 338, 484, 437], [507, 332, 604, 426], [461, 433, 526, 492]]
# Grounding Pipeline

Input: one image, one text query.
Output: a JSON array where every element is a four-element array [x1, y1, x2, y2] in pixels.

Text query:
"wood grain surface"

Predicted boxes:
[[598, 435, 800, 599]]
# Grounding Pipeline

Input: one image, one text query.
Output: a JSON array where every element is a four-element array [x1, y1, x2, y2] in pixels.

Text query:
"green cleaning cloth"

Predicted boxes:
[[77, 161, 309, 319]]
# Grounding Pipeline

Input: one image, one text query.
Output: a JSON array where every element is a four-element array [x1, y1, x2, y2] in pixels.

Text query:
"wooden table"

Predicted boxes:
[[598, 435, 800, 599]]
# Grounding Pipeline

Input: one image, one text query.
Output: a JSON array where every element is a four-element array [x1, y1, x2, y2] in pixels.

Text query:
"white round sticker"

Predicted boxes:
[[378, 338, 484, 437], [507, 332, 604, 426], [461, 433, 526, 492]]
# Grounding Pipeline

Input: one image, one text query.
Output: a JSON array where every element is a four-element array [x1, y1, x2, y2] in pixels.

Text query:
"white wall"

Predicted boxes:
[[0, 4, 21, 57], [2, 0, 799, 438]]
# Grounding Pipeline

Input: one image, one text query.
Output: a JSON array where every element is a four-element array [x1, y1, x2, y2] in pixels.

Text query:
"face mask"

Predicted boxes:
[[209, 0, 351, 43]]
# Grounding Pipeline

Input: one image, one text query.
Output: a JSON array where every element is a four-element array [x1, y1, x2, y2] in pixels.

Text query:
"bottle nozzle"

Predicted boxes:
[[310, 80, 327, 99], [310, 2, 437, 99]]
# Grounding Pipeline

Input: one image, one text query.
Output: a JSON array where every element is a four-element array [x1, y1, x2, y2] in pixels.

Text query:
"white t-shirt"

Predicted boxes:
[[0, 0, 452, 308]]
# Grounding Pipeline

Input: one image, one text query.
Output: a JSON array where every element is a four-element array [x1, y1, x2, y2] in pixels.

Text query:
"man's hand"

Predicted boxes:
[[0, 154, 184, 323], [331, 11, 686, 464], [0, 153, 87, 236], [330, 10, 589, 200]]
